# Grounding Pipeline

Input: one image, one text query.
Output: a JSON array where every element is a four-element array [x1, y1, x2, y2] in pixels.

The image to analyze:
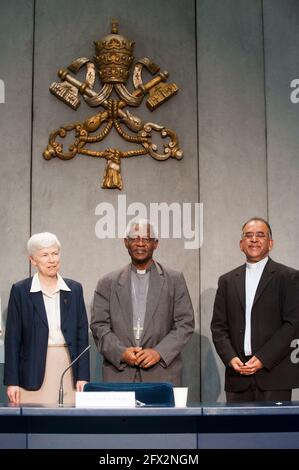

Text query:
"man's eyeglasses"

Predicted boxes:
[[127, 236, 155, 244], [242, 232, 269, 240]]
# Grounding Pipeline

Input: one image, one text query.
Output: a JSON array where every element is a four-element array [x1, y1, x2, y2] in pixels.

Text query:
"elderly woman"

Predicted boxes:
[[4, 232, 90, 404]]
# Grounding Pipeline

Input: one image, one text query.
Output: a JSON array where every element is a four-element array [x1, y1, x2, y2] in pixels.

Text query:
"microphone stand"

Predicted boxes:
[[58, 344, 91, 407]]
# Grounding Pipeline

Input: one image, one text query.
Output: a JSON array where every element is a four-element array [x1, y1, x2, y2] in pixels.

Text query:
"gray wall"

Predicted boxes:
[[0, 0, 33, 402], [1, 0, 299, 403]]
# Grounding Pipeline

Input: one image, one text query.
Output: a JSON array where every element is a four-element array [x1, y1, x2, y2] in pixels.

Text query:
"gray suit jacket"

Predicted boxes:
[[91, 262, 194, 385]]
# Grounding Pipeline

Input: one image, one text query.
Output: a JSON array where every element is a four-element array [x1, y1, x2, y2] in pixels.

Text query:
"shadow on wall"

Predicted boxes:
[[182, 329, 200, 404], [201, 334, 221, 402], [89, 331, 103, 382], [200, 287, 221, 402]]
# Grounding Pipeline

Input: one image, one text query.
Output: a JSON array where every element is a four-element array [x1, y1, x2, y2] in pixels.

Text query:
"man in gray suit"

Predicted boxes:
[[91, 219, 194, 385]]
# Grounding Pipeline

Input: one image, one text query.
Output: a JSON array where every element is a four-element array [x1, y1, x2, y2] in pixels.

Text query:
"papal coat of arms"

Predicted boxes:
[[43, 21, 183, 189]]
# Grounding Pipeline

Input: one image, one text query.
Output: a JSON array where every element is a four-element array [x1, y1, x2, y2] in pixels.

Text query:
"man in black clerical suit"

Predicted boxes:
[[211, 217, 299, 402]]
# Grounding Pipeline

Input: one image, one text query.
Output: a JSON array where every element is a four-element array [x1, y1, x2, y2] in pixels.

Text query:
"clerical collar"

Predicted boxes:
[[131, 263, 153, 274], [246, 256, 268, 270]]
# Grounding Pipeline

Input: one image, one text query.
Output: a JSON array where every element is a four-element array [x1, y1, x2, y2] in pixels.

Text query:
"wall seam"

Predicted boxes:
[[261, 0, 269, 220], [29, 0, 36, 277], [194, 0, 202, 401]]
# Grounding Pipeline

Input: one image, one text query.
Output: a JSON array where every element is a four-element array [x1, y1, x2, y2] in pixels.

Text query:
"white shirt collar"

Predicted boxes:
[[246, 256, 269, 270], [30, 272, 71, 293]]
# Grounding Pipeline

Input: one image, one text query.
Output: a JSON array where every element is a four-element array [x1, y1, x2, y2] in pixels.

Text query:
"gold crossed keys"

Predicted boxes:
[[43, 21, 183, 189]]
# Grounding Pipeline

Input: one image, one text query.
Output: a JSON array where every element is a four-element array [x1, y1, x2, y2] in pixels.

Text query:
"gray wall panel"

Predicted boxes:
[[197, 0, 267, 401], [0, 0, 33, 302], [264, 0, 299, 267], [263, 0, 299, 400], [0, 0, 33, 400]]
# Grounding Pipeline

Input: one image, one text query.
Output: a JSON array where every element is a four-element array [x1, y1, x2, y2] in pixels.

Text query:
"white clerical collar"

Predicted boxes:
[[30, 272, 71, 293], [131, 263, 153, 275], [246, 256, 268, 270]]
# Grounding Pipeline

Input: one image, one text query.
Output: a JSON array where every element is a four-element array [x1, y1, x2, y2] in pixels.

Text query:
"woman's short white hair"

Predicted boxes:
[[27, 232, 61, 256], [126, 218, 158, 240]]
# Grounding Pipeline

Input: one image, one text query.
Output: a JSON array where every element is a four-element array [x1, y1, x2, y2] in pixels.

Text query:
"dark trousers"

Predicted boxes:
[[226, 377, 291, 403]]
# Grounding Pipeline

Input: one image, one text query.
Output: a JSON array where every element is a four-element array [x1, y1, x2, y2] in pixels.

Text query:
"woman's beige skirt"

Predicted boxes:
[[20, 345, 75, 405]]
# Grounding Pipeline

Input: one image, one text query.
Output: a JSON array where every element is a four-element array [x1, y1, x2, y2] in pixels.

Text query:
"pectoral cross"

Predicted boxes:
[[134, 318, 143, 345]]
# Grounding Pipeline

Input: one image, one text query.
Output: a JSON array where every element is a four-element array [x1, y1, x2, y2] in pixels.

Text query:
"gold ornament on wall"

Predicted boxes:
[[43, 20, 183, 190]]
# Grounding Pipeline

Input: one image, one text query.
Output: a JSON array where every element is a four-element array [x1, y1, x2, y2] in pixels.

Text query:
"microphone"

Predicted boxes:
[[58, 344, 91, 406]]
